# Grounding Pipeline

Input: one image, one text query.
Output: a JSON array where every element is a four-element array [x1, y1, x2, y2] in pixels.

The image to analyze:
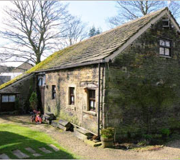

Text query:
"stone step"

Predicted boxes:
[[84, 139, 102, 147], [74, 129, 87, 141]]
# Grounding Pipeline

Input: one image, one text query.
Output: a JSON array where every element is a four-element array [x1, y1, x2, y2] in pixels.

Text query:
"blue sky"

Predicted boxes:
[[0, 1, 118, 67], [63, 1, 117, 31], [0, 1, 175, 67]]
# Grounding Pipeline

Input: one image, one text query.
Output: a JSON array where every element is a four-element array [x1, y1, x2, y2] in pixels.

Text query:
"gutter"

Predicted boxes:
[[98, 63, 101, 138], [34, 59, 106, 73]]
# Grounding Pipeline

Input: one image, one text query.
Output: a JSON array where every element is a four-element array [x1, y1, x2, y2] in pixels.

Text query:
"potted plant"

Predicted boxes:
[[101, 127, 115, 148]]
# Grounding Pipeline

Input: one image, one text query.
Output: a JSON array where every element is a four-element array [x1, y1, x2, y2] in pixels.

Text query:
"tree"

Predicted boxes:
[[0, 0, 80, 64], [88, 26, 101, 37], [29, 92, 38, 110], [108, 1, 180, 27], [61, 16, 87, 47]]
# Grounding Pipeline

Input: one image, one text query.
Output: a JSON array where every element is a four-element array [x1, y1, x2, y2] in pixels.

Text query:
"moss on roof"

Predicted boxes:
[[0, 8, 169, 90]]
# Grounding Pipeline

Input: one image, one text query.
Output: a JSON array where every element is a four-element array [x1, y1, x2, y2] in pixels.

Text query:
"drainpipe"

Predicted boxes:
[[98, 63, 101, 138]]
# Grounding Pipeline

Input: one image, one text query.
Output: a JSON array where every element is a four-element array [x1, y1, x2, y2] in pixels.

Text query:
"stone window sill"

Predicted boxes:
[[83, 110, 97, 116], [159, 55, 172, 59], [68, 105, 76, 110]]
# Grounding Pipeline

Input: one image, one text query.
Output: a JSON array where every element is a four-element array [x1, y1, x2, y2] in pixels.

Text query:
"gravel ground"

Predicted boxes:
[[1, 115, 180, 159]]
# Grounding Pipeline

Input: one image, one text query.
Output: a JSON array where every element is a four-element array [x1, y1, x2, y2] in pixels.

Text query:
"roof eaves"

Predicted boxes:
[[166, 8, 180, 32], [35, 59, 106, 73], [0, 73, 34, 90]]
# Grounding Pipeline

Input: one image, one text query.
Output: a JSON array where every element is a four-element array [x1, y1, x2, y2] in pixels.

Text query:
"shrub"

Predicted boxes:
[[142, 134, 153, 141], [160, 128, 170, 137], [29, 92, 38, 110], [15, 98, 20, 110], [101, 127, 115, 139]]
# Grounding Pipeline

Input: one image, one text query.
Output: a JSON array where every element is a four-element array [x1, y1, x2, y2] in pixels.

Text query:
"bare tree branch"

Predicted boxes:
[[0, 0, 73, 64], [107, 1, 180, 28]]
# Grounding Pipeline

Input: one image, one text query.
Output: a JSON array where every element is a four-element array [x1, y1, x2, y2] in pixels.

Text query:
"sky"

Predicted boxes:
[[63, 1, 117, 31], [0, 1, 175, 67], [0, 1, 117, 67]]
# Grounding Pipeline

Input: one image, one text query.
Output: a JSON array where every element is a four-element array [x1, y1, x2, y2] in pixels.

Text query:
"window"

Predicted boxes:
[[52, 85, 56, 99], [69, 87, 75, 105], [162, 19, 170, 28], [9, 95, 16, 102], [2, 95, 8, 102], [88, 90, 96, 111], [2, 95, 15, 103], [38, 75, 45, 86], [159, 39, 171, 56]]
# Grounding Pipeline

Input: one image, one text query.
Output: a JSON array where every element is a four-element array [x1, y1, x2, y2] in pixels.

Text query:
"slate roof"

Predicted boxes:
[[0, 65, 13, 72], [32, 7, 167, 72], [0, 8, 171, 90], [12, 61, 33, 72]]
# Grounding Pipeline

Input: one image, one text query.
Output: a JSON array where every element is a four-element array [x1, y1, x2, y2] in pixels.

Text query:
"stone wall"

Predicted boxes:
[[44, 65, 103, 134], [105, 16, 180, 141], [0, 74, 35, 112]]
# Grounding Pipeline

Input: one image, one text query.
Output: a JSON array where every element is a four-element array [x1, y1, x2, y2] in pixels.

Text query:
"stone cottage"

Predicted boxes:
[[1, 8, 180, 140]]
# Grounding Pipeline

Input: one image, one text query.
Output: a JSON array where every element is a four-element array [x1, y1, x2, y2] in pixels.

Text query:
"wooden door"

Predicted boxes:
[[39, 86, 45, 113]]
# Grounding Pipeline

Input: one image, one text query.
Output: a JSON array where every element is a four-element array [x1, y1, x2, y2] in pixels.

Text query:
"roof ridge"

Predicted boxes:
[[69, 7, 167, 47]]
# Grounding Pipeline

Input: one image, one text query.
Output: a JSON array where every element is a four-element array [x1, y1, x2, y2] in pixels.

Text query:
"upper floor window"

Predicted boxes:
[[52, 85, 56, 99], [159, 39, 171, 56], [162, 19, 170, 28], [69, 87, 75, 105]]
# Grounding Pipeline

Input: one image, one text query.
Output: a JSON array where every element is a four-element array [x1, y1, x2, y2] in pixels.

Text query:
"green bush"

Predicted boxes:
[[101, 127, 115, 139], [15, 98, 20, 110], [29, 92, 38, 110], [142, 134, 153, 141], [160, 128, 170, 137]]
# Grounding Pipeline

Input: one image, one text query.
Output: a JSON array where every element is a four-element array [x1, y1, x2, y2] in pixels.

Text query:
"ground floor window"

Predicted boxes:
[[2, 95, 16, 103], [69, 87, 75, 105], [52, 85, 56, 99], [88, 89, 95, 111]]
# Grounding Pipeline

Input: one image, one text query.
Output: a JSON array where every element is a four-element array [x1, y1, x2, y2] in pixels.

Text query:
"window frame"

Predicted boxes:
[[38, 75, 46, 86], [69, 87, 75, 105], [88, 89, 96, 111], [162, 19, 170, 28], [52, 85, 56, 99], [159, 39, 171, 57], [1, 95, 16, 103]]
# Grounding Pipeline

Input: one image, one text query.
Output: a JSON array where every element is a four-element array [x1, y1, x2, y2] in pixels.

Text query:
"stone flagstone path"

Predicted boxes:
[[49, 144, 60, 152], [0, 153, 10, 159], [25, 147, 36, 153], [25, 147, 41, 157], [39, 147, 52, 153], [33, 153, 42, 157], [1, 144, 57, 159], [12, 150, 29, 159]]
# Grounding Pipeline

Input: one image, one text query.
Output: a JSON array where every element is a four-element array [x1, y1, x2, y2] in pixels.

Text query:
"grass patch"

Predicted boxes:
[[0, 124, 78, 159]]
